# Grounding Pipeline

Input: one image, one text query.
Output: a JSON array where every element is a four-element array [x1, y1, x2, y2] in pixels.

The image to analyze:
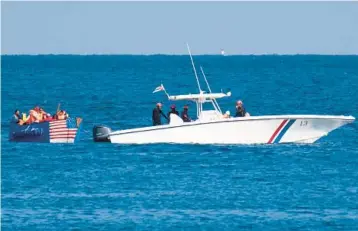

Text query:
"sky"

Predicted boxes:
[[1, 1, 358, 55]]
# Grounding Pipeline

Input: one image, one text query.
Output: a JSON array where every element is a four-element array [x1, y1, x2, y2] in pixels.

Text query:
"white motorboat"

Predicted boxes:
[[94, 44, 355, 144]]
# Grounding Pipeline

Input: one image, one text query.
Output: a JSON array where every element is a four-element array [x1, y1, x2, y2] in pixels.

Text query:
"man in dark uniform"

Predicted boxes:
[[167, 105, 179, 122], [152, 103, 168, 126], [181, 104, 191, 122], [235, 100, 246, 117]]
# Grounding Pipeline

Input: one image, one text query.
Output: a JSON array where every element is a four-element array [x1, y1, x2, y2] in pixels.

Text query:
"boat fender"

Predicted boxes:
[[93, 125, 112, 142]]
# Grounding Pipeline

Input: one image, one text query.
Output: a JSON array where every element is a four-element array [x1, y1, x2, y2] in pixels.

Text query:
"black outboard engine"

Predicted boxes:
[[93, 125, 112, 142]]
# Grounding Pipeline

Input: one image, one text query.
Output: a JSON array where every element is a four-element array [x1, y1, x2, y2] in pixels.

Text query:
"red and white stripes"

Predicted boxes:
[[49, 120, 77, 143]]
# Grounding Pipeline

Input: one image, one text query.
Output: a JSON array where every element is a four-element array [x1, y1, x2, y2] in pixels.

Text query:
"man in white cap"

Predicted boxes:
[[235, 100, 246, 117], [152, 102, 168, 126]]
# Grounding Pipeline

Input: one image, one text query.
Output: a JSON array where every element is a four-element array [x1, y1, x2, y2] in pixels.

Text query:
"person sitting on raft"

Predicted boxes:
[[56, 110, 69, 120], [37, 107, 54, 122], [25, 106, 43, 124], [39, 108, 46, 120], [42, 112, 53, 122], [12, 109, 25, 125], [14, 106, 70, 125]]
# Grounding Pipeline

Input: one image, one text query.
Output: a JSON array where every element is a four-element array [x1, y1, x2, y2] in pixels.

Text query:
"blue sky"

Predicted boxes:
[[2, 1, 358, 55]]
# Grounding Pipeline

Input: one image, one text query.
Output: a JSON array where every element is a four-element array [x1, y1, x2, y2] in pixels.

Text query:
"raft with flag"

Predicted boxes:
[[9, 117, 83, 143]]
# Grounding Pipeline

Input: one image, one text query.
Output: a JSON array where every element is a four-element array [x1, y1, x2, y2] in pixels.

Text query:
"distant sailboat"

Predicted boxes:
[[220, 49, 226, 56]]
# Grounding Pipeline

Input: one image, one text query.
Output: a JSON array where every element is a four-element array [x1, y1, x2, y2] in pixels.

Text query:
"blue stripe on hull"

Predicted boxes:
[[274, 119, 296, 143]]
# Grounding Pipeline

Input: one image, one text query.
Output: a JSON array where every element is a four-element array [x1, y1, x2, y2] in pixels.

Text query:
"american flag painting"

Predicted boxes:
[[49, 118, 78, 143]]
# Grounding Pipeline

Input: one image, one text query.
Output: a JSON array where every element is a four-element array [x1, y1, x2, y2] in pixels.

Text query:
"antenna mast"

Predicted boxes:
[[200, 66, 222, 114], [200, 66, 212, 93], [186, 43, 202, 93]]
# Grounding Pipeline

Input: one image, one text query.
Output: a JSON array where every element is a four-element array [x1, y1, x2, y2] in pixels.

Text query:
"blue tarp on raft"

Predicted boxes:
[[9, 118, 82, 143]]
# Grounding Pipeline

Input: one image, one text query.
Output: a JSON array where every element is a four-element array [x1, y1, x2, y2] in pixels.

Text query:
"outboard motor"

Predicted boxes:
[[93, 125, 112, 142]]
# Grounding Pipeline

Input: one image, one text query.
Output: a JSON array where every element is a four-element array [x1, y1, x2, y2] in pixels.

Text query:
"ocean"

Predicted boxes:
[[1, 55, 358, 230]]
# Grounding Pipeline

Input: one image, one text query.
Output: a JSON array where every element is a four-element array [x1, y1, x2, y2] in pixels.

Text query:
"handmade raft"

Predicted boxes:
[[9, 117, 83, 143]]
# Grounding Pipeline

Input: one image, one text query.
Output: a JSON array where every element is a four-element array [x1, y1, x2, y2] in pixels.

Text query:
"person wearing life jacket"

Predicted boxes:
[[42, 112, 53, 121], [38, 107, 46, 122], [167, 105, 179, 122], [181, 105, 192, 122], [26, 109, 40, 124], [56, 110, 69, 120], [57, 110, 65, 120]]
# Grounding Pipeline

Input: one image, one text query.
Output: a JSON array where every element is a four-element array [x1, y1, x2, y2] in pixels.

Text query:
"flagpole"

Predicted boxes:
[[161, 84, 170, 98]]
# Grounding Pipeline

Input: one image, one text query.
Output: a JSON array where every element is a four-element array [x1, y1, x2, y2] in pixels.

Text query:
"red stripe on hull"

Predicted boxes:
[[267, 119, 288, 144]]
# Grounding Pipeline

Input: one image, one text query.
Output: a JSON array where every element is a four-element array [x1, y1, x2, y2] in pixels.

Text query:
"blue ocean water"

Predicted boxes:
[[1, 55, 358, 230]]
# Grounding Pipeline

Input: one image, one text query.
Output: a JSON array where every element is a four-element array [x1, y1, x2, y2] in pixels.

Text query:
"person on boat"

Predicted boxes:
[[43, 113, 53, 122], [38, 107, 47, 122], [235, 100, 246, 117], [167, 105, 179, 122], [26, 107, 42, 124], [152, 103, 168, 126], [57, 110, 68, 120], [181, 104, 191, 122], [63, 111, 69, 119], [223, 111, 231, 118], [52, 112, 58, 120], [12, 110, 23, 124]]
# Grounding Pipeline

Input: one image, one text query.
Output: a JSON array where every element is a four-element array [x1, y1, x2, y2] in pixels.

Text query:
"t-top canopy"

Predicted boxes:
[[168, 91, 231, 101]]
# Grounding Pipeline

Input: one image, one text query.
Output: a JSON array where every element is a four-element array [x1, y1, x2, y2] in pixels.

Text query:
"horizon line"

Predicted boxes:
[[2, 53, 358, 56]]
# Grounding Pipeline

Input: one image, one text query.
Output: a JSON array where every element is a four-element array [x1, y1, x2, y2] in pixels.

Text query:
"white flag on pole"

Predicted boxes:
[[153, 84, 165, 93]]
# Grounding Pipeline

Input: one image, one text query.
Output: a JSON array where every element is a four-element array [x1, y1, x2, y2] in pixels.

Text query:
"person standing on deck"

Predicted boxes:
[[181, 105, 192, 122], [235, 100, 246, 117], [152, 103, 168, 126], [167, 105, 179, 122]]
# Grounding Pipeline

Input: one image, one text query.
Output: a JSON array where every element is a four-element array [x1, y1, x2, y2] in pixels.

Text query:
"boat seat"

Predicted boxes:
[[199, 110, 222, 122], [169, 114, 184, 125]]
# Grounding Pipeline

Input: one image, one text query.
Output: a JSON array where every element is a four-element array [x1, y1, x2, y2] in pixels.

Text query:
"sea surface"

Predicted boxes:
[[1, 55, 358, 230]]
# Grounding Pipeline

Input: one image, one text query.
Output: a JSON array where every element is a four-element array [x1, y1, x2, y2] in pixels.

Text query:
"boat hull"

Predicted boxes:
[[9, 118, 83, 143], [109, 115, 355, 144]]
